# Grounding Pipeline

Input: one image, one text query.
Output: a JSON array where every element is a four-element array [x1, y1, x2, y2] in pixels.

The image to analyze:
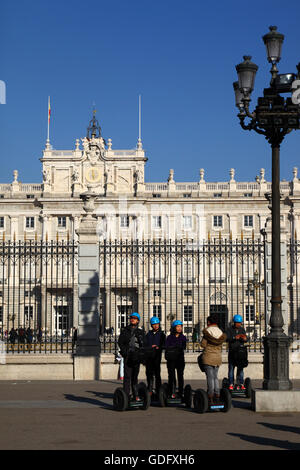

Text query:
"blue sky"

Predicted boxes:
[[0, 0, 300, 183]]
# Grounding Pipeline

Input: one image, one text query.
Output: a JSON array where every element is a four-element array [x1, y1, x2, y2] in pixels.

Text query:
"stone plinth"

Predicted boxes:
[[252, 389, 300, 412]]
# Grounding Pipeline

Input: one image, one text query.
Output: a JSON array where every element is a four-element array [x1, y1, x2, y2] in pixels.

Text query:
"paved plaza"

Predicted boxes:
[[0, 379, 299, 450]]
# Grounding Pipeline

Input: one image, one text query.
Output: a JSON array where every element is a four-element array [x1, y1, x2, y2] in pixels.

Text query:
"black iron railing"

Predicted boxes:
[[0, 240, 77, 354]]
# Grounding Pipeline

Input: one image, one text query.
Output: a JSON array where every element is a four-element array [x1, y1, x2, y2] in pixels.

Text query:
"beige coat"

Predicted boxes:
[[200, 326, 227, 367]]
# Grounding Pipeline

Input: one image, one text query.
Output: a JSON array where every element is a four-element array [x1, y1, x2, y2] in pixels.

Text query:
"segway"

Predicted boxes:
[[158, 382, 193, 408], [113, 382, 151, 411], [193, 388, 232, 413], [222, 377, 252, 398], [113, 346, 151, 412]]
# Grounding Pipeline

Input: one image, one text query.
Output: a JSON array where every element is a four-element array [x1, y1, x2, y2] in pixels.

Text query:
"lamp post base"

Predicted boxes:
[[263, 334, 293, 390]]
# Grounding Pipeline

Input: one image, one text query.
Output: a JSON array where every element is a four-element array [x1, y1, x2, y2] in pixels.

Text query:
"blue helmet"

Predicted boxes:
[[233, 315, 243, 323], [172, 320, 183, 328], [130, 312, 140, 321], [150, 316, 160, 325]]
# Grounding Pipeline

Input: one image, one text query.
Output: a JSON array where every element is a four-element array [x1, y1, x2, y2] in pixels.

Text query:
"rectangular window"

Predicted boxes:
[[183, 216, 192, 230], [245, 305, 255, 322], [153, 290, 161, 297], [152, 305, 162, 320], [213, 215, 223, 228], [213, 193, 222, 198], [24, 305, 34, 320], [26, 195, 34, 199], [0, 217, 4, 229], [184, 290, 192, 296], [244, 215, 254, 228], [58, 216, 67, 228], [152, 216, 162, 229], [183, 193, 192, 198], [25, 217, 35, 229], [120, 215, 130, 228], [0, 306, 3, 323], [244, 193, 253, 198], [184, 305, 193, 322], [152, 194, 161, 198]]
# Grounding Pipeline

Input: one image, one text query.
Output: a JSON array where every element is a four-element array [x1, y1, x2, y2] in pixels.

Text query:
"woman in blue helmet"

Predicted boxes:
[[144, 316, 166, 396], [118, 312, 145, 401], [165, 320, 187, 400], [226, 315, 248, 391]]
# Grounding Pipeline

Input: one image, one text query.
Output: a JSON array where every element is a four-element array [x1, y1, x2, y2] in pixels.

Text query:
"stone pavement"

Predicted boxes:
[[0, 379, 299, 450]]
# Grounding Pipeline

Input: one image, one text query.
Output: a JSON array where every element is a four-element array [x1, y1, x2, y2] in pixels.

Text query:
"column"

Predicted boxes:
[[74, 186, 101, 380]]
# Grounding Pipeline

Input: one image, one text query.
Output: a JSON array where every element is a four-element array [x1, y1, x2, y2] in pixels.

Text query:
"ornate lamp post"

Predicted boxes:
[[234, 26, 300, 390]]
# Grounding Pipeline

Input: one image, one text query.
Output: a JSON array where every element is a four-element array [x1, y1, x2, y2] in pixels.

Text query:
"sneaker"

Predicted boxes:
[[135, 396, 142, 402], [236, 385, 241, 391], [240, 385, 246, 391], [119, 377, 124, 381], [171, 393, 176, 399], [229, 384, 234, 391]]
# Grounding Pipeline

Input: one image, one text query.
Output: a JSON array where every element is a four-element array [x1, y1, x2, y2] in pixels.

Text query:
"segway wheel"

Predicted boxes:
[[245, 378, 252, 399], [137, 383, 151, 410], [222, 377, 229, 389], [193, 389, 208, 414], [158, 383, 168, 407], [113, 387, 128, 411], [184, 384, 193, 408], [220, 388, 232, 413]]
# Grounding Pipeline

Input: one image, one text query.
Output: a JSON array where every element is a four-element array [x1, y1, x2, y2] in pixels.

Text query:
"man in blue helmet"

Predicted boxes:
[[226, 315, 248, 391], [144, 316, 166, 397], [165, 320, 187, 400], [118, 312, 145, 401]]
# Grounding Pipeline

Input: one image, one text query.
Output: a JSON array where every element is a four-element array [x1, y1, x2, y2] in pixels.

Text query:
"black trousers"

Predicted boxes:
[[167, 357, 185, 396], [123, 357, 140, 397], [145, 353, 162, 393]]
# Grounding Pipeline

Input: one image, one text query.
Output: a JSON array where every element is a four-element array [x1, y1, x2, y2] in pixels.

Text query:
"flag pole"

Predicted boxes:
[[46, 96, 51, 148], [137, 94, 142, 149]]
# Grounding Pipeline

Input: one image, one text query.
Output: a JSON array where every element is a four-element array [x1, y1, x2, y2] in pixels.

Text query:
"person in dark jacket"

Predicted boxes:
[[118, 312, 145, 401], [165, 320, 186, 399], [226, 315, 248, 391], [144, 316, 166, 396]]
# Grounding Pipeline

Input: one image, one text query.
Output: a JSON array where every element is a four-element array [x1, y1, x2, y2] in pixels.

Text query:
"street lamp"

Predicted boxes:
[[234, 26, 300, 391]]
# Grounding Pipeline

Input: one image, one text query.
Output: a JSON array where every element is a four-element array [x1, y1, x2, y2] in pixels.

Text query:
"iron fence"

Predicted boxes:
[[1, 238, 300, 355], [0, 240, 77, 353], [99, 238, 268, 353]]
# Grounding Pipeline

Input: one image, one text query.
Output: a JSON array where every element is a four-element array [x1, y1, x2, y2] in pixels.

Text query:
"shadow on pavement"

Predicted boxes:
[[86, 390, 114, 400], [64, 394, 114, 410], [231, 399, 252, 410], [227, 432, 300, 450], [258, 422, 300, 435]]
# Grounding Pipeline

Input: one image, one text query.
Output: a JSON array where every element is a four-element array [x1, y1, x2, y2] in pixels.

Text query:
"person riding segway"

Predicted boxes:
[[200, 314, 227, 405], [193, 314, 231, 414], [144, 316, 166, 400], [224, 314, 251, 396], [158, 320, 192, 408], [114, 312, 150, 411]]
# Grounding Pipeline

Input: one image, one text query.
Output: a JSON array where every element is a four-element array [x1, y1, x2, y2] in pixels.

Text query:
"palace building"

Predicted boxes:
[[0, 112, 299, 344]]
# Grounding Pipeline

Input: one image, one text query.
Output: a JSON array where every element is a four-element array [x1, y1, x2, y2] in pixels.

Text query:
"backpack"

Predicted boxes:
[[197, 353, 206, 372]]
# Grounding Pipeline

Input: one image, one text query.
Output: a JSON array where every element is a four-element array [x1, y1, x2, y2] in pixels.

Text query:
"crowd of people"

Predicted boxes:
[[0, 327, 78, 346]]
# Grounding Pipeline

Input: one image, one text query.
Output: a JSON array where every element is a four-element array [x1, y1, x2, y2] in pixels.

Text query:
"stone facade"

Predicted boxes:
[[1, 115, 300, 243]]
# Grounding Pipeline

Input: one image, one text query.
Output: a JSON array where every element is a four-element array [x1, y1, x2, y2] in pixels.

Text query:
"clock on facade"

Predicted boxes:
[[85, 167, 101, 183]]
